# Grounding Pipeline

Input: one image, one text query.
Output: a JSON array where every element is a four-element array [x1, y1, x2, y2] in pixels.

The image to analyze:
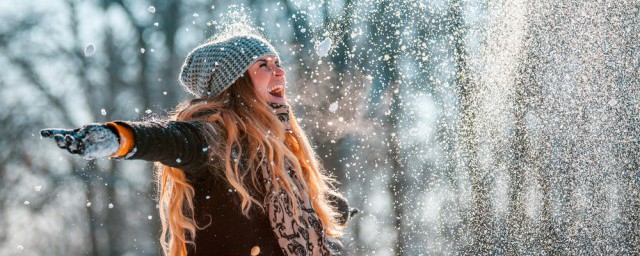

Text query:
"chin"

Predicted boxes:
[[267, 96, 285, 104], [269, 98, 286, 105]]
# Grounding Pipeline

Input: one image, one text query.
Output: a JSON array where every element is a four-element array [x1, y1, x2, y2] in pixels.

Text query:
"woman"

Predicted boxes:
[[41, 33, 356, 256]]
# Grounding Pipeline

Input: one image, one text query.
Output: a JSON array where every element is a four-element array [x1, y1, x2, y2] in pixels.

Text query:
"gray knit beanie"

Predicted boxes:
[[179, 34, 280, 98]]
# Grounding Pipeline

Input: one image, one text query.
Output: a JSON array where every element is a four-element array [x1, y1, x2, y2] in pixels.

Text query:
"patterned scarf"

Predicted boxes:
[[263, 103, 331, 256]]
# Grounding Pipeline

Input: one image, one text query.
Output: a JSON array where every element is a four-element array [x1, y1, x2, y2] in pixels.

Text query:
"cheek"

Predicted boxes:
[[250, 77, 270, 100], [251, 73, 270, 89]]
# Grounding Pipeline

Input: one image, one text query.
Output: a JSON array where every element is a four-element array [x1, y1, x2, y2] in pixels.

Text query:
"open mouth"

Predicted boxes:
[[268, 85, 285, 98]]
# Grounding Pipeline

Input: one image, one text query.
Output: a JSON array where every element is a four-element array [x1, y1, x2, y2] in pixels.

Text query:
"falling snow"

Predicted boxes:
[[315, 38, 332, 57], [84, 44, 95, 57], [4, 1, 639, 255], [328, 101, 339, 113]]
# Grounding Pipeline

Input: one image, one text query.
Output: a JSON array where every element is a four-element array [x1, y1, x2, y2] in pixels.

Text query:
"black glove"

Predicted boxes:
[[40, 124, 120, 159]]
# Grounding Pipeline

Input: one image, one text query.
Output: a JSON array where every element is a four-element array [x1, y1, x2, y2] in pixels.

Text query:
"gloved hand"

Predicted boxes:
[[40, 124, 120, 160]]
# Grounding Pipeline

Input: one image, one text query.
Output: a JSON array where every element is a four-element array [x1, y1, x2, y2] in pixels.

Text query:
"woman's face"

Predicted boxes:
[[247, 55, 286, 105]]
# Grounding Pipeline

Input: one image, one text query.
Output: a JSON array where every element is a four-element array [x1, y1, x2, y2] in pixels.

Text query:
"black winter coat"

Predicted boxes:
[[112, 120, 350, 256]]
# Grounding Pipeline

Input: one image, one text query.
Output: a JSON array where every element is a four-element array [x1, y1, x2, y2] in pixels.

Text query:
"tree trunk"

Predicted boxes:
[[81, 160, 100, 256]]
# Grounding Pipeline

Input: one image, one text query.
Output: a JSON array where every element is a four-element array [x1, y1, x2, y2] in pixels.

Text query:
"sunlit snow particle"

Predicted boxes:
[[84, 44, 96, 57], [86, 202, 92, 207], [145, 109, 152, 114], [134, 108, 140, 113], [101, 108, 107, 116], [17, 245, 23, 250], [329, 101, 339, 113], [316, 38, 332, 57], [193, 13, 199, 17], [140, 48, 146, 54], [176, 158, 181, 163], [24, 201, 30, 205], [163, 91, 167, 95], [148, 215, 153, 220], [148, 6, 156, 13], [108, 203, 114, 209], [154, 22, 159, 27], [34, 185, 42, 192]]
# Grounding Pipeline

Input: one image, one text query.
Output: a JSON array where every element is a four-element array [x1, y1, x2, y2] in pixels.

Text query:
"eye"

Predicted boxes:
[[259, 62, 267, 67], [276, 62, 282, 67]]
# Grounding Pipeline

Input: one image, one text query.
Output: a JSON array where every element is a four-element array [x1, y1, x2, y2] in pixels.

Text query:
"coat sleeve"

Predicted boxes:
[[108, 120, 222, 172]]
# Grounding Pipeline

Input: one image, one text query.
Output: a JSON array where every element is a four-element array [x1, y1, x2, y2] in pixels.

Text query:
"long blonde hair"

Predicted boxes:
[[156, 73, 344, 256]]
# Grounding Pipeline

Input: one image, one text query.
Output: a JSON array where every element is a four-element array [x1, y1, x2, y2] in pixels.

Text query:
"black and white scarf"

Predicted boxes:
[[263, 103, 331, 256]]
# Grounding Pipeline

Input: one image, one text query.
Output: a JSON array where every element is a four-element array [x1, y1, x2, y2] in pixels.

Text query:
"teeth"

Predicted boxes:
[[268, 85, 284, 92]]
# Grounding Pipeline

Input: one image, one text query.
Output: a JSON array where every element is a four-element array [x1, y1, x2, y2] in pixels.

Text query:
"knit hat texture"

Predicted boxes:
[[179, 34, 280, 98]]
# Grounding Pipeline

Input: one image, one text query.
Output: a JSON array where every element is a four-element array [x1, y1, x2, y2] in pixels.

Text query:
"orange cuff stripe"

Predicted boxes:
[[106, 122, 135, 158]]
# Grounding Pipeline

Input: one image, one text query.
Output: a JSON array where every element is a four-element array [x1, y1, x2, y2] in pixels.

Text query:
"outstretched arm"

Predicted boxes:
[[41, 120, 216, 170], [108, 120, 213, 169]]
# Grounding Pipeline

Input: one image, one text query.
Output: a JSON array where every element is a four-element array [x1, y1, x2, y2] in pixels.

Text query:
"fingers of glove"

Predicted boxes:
[[41, 128, 75, 138], [75, 140, 85, 154], [67, 134, 85, 154], [65, 137, 85, 155], [53, 134, 80, 153], [53, 134, 70, 149], [40, 129, 53, 137]]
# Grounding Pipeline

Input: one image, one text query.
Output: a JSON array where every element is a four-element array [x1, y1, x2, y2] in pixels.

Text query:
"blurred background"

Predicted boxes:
[[1, 0, 639, 255]]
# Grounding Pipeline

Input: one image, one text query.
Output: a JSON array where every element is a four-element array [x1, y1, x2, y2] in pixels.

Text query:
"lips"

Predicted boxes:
[[268, 84, 285, 98]]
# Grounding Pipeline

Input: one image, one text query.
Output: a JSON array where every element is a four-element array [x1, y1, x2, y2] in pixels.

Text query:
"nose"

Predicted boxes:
[[273, 66, 285, 77]]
